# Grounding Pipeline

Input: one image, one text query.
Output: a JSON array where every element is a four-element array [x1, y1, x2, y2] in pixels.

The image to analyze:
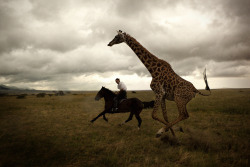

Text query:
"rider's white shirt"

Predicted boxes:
[[117, 82, 127, 91]]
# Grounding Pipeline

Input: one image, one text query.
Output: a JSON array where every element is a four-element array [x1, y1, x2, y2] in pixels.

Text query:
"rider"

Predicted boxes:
[[113, 78, 127, 112]]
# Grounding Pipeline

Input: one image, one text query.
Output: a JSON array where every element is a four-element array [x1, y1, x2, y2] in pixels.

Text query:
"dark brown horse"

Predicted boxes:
[[91, 87, 143, 128]]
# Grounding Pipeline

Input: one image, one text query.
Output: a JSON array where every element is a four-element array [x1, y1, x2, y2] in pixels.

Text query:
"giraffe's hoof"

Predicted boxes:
[[156, 127, 165, 138], [156, 133, 162, 138]]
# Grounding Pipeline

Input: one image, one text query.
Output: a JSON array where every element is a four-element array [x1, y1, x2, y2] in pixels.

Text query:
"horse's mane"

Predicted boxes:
[[103, 87, 116, 97]]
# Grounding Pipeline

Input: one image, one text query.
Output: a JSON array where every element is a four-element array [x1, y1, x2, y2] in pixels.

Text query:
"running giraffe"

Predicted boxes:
[[108, 30, 211, 137]]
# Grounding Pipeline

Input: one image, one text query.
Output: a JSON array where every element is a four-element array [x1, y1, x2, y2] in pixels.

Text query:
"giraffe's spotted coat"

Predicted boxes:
[[108, 31, 211, 136]]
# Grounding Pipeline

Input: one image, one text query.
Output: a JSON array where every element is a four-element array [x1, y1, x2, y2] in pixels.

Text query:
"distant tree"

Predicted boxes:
[[16, 94, 27, 99], [58, 91, 65, 96], [36, 93, 46, 98], [54, 91, 64, 96]]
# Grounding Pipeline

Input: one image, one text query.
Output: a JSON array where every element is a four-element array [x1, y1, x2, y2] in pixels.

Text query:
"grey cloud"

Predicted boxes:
[[115, 0, 148, 18], [0, 0, 249, 90], [0, 0, 85, 54], [0, 43, 140, 85], [115, 0, 181, 18], [209, 61, 250, 78], [223, 0, 250, 18], [29, 0, 67, 21], [0, 4, 27, 53], [0, 3, 21, 30]]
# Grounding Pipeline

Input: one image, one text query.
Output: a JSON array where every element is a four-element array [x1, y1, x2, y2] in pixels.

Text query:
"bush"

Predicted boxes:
[[16, 94, 27, 99], [36, 93, 46, 98]]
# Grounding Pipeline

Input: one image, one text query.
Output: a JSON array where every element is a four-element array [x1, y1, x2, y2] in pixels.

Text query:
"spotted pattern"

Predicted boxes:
[[108, 31, 208, 135]]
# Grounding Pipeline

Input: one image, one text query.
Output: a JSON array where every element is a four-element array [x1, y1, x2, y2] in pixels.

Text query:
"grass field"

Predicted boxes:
[[0, 89, 249, 167]]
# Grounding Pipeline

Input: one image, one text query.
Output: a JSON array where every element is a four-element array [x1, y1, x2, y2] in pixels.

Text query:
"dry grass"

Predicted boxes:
[[0, 89, 249, 167]]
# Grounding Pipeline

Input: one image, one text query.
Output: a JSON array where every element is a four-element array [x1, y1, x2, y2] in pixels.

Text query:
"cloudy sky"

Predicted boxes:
[[0, 0, 249, 91]]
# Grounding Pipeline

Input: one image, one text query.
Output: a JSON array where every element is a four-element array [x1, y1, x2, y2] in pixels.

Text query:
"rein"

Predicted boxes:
[[102, 88, 116, 101]]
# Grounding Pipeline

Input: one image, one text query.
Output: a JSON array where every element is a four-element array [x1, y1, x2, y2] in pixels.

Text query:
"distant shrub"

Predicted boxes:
[[16, 94, 27, 99], [0, 93, 8, 97], [58, 91, 64, 96], [36, 93, 46, 98], [55, 91, 64, 96]]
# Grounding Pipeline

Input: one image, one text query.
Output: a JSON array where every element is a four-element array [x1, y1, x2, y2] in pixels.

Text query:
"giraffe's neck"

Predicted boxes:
[[124, 34, 160, 76]]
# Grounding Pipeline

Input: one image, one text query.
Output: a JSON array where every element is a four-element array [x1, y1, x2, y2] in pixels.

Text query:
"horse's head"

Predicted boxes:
[[95, 86, 116, 101], [95, 86, 106, 101], [95, 86, 110, 101]]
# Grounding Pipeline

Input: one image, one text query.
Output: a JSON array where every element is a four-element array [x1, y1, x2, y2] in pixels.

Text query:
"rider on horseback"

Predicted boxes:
[[113, 78, 127, 112]]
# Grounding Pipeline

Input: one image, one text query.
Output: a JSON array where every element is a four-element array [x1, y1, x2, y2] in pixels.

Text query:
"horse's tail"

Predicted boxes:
[[196, 68, 211, 96], [142, 100, 155, 109]]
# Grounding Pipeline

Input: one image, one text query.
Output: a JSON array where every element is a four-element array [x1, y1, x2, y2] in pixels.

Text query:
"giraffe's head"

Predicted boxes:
[[108, 30, 126, 47]]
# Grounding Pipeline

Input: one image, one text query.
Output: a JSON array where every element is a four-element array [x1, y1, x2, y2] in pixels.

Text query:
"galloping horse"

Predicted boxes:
[[91, 87, 144, 128]]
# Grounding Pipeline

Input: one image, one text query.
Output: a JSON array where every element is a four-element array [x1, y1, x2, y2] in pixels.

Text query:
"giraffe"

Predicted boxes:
[[108, 30, 211, 137]]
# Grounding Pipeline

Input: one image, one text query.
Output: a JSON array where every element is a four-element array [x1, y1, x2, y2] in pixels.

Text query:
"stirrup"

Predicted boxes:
[[112, 108, 118, 112]]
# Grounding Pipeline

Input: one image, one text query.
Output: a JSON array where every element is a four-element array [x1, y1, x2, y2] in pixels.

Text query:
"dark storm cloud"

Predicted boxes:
[[0, 0, 84, 54], [118, 0, 250, 78], [115, 0, 181, 17], [88, 0, 249, 79], [0, 0, 249, 89], [0, 3, 27, 53], [29, 0, 67, 21]]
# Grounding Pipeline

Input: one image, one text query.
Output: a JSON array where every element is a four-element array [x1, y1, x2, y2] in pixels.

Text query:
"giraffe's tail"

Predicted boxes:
[[196, 68, 211, 96]]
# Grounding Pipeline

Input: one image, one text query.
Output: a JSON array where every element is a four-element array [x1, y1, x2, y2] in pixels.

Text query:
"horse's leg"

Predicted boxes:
[[90, 110, 106, 123], [124, 112, 134, 124], [103, 114, 108, 122], [135, 114, 142, 130]]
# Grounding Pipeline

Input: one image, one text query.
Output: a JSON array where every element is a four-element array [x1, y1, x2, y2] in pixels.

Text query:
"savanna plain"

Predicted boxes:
[[0, 89, 249, 167]]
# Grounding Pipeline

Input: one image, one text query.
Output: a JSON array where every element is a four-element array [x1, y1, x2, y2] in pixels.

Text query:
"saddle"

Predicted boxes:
[[112, 98, 127, 112], [119, 98, 127, 104]]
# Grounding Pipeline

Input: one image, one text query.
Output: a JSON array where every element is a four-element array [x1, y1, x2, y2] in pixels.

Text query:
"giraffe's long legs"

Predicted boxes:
[[164, 98, 189, 130], [151, 94, 169, 126], [161, 98, 175, 137]]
